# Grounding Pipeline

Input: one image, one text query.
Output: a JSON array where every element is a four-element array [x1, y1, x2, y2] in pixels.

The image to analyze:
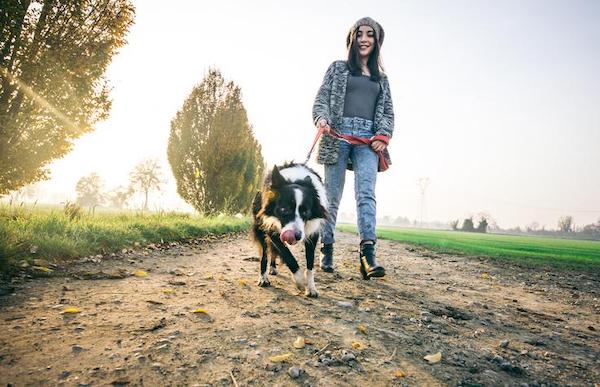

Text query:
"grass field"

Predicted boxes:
[[0, 203, 250, 275], [338, 224, 600, 270]]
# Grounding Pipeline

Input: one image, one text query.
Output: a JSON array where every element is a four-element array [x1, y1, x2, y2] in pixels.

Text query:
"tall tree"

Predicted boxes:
[[75, 172, 103, 207], [168, 69, 264, 215], [129, 159, 162, 211], [0, 0, 135, 195]]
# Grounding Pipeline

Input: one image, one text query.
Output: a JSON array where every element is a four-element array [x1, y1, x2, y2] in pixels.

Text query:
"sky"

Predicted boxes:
[[35, 0, 600, 229]]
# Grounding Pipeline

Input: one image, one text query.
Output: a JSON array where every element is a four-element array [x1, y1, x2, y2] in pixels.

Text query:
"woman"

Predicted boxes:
[[312, 16, 394, 279]]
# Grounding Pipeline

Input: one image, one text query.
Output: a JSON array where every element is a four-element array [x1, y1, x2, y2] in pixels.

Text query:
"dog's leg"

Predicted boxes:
[[267, 240, 278, 275], [304, 232, 319, 297], [270, 236, 305, 292], [254, 227, 270, 287]]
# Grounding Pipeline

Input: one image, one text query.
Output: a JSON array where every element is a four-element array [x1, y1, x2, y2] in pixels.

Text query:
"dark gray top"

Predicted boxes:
[[342, 75, 381, 121]]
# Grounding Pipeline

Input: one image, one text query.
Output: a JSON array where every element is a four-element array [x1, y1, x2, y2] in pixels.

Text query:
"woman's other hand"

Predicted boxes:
[[317, 118, 332, 134], [371, 140, 387, 152]]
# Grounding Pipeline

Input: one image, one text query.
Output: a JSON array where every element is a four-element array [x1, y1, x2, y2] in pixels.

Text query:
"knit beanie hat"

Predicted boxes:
[[346, 17, 385, 49]]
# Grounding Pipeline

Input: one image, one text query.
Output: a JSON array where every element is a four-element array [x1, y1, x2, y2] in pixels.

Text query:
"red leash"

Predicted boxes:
[[304, 128, 389, 171]]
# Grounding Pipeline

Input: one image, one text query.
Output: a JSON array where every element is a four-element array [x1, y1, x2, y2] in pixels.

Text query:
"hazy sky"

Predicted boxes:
[[38, 0, 600, 229]]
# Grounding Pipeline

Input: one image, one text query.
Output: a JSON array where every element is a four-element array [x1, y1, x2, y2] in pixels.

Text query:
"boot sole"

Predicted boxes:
[[367, 268, 386, 278]]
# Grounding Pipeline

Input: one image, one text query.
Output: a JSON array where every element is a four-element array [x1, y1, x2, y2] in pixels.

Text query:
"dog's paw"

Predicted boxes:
[[269, 266, 278, 276], [257, 274, 270, 287], [305, 287, 319, 298], [292, 271, 306, 291]]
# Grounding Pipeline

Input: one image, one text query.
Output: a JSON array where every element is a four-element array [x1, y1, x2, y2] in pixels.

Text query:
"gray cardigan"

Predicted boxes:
[[312, 60, 394, 170]]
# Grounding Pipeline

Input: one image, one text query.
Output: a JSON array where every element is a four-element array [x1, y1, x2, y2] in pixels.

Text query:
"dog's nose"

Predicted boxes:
[[294, 230, 303, 241]]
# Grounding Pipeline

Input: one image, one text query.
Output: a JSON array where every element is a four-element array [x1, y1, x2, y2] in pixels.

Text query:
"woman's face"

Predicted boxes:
[[356, 25, 375, 59]]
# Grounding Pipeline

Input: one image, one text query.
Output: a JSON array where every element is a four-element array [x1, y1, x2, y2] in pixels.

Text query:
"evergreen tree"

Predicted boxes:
[[168, 69, 264, 215], [0, 0, 135, 194]]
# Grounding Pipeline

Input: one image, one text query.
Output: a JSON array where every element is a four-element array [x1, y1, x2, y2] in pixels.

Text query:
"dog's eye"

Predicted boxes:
[[278, 207, 291, 216], [299, 206, 310, 217]]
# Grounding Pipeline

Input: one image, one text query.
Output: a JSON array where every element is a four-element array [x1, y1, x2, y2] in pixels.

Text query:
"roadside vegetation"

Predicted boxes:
[[338, 224, 600, 270], [0, 203, 249, 276]]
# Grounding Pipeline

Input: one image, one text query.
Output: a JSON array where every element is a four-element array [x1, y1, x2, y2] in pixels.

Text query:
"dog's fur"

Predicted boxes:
[[251, 162, 328, 297]]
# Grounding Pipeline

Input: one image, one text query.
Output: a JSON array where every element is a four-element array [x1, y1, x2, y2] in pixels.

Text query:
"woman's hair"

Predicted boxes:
[[347, 28, 383, 82]]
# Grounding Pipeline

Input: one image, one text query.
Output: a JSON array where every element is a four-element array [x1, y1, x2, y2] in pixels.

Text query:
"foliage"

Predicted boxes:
[[107, 185, 134, 209], [0, 0, 135, 195], [63, 200, 82, 221], [449, 219, 459, 231], [461, 217, 474, 232], [129, 159, 163, 211], [168, 69, 264, 216], [75, 172, 103, 207], [476, 217, 488, 233], [0, 203, 250, 276]]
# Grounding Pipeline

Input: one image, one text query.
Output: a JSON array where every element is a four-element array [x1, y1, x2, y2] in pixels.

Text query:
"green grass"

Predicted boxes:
[[338, 224, 600, 270], [0, 204, 250, 276]]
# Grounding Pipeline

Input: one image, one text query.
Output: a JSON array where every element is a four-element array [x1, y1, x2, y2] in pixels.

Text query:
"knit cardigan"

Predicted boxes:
[[312, 60, 394, 171]]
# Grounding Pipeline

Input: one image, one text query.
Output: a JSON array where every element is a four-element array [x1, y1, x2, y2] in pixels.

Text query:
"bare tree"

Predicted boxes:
[[557, 215, 573, 233]]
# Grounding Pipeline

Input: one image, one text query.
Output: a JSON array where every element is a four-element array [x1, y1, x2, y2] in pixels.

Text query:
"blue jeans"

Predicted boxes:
[[321, 117, 378, 245]]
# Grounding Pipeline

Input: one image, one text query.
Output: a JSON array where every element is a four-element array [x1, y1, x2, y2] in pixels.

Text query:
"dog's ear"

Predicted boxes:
[[271, 166, 286, 188]]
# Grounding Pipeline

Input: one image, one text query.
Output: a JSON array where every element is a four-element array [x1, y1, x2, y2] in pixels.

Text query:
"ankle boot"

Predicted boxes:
[[320, 243, 334, 273], [359, 242, 385, 280]]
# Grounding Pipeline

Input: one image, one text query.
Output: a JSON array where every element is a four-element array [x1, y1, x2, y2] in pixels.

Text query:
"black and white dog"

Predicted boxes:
[[251, 163, 328, 297]]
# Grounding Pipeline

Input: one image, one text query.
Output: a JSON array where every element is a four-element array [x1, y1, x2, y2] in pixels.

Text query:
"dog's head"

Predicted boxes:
[[259, 166, 327, 245]]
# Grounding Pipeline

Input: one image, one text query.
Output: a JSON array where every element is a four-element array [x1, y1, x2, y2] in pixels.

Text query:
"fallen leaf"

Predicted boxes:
[[161, 289, 175, 294], [481, 272, 490, 280], [203, 273, 214, 280], [293, 336, 305, 349], [134, 270, 148, 277], [32, 266, 53, 273], [351, 341, 365, 350], [238, 279, 247, 286], [193, 308, 208, 314], [358, 324, 368, 335], [423, 351, 442, 364], [394, 369, 407, 378], [63, 307, 81, 314], [304, 338, 313, 345], [269, 353, 293, 363]]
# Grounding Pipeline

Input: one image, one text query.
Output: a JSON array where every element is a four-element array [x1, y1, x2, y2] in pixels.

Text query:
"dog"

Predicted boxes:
[[251, 162, 328, 297]]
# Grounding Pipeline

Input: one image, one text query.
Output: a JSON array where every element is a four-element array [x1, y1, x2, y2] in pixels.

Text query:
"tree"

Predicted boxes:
[[75, 172, 103, 207], [168, 69, 264, 215], [129, 159, 162, 211], [558, 215, 573, 233], [461, 217, 475, 232], [107, 185, 133, 209], [476, 217, 488, 233], [449, 219, 459, 230], [0, 0, 135, 195]]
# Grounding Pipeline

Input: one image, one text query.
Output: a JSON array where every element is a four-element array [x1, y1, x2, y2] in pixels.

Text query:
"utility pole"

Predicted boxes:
[[417, 177, 430, 227]]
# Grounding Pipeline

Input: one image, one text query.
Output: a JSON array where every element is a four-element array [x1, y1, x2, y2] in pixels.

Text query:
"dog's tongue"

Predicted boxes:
[[280, 229, 297, 245]]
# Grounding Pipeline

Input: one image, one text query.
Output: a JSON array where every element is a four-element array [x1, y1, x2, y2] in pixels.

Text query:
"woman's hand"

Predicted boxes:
[[371, 140, 387, 152], [317, 118, 332, 134]]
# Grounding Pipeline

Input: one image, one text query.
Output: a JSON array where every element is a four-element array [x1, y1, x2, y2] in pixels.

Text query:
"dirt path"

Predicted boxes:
[[1, 232, 598, 386]]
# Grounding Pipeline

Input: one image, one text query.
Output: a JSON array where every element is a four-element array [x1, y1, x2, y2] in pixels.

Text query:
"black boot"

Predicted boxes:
[[359, 242, 385, 280], [320, 244, 334, 273]]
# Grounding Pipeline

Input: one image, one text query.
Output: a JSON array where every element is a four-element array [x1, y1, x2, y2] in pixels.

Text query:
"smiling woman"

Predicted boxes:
[[312, 17, 395, 279]]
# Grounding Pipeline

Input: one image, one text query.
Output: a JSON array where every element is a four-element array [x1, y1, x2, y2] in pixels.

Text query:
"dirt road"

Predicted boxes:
[[1, 232, 598, 386]]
